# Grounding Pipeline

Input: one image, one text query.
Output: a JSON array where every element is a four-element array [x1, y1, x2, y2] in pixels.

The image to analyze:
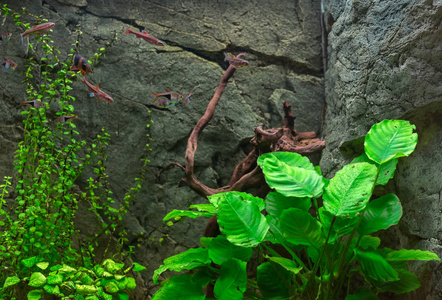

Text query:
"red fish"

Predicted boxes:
[[2, 58, 17, 72], [124, 27, 165, 46], [54, 114, 78, 123], [70, 53, 92, 76], [21, 22, 55, 42], [224, 52, 249, 68], [80, 77, 113, 103], [0, 33, 12, 44], [20, 100, 46, 108], [151, 89, 183, 104]]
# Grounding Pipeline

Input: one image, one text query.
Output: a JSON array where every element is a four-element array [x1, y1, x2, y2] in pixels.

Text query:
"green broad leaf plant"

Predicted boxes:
[[153, 119, 440, 299], [0, 4, 150, 299]]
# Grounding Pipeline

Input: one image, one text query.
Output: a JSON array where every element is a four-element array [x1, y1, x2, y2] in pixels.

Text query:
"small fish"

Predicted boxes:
[[80, 77, 114, 103], [2, 58, 17, 72], [20, 100, 46, 108], [183, 93, 192, 105], [54, 114, 78, 123], [0, 32, 12, 44], [20, 22, 55, 43], [124, 27, 165, 46], [224, 52, 249, 68], [71, 53, 92, 76], [151, 89, 183, 103]]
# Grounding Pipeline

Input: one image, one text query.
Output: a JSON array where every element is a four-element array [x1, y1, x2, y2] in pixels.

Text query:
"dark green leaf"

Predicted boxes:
[[214, 258, 247, 300], [152, 274, 205, 300], [345, 287, 379, 300], [358, 194, 402, 236], [208, 235, 253, 265], [355, 249, 399, 282], [257, 262, 292, 299], [265, 192, 311, 218], [379, 248, 440, 262]]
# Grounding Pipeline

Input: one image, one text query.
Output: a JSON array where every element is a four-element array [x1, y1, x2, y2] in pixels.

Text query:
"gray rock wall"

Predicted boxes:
[[321, 0, 442, 298], [0, 0, 324, 296]]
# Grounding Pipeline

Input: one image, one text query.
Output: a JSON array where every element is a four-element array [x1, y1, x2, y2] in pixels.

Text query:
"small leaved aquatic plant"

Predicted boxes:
[[154, 119, 440, 299]]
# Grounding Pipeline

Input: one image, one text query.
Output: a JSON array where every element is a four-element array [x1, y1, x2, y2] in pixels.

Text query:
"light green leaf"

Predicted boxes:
[[102, 259, 124, 273], [265, 192, 311, 218], [126, 277, 136, 290], [118, 291, 129, 300], [47, 274, 63, 285], [36, 262, 49, 270], [258, 151, 316, 171], [3, 276, 20, 289], [104, 281, 119, 294], [352, 153, 398, 185], [43, 284, 61, 295], [163, 209, 213, 222], [280, 208, 325, 249], [22, 256, 39, 268], [259, 153, 324, 198], [380, 248, 440, 262], [364, 120, 417, 164], [29, 272, 47, 287], [355, 249, 399, 282], [189, 203, 216, 214], [27, 289, 44, 300], [152, 248, 210, 284], [152, 275, 205, 300], [208, 235, 253, 265], [76, 284, 99, 295], [358, 194, 402, 236], [266, 256, 302, 275], [214, 258, 247, 300], [257, 262, 292, 299], [217, 192, 269, 247], [323, 162, 377, 218]]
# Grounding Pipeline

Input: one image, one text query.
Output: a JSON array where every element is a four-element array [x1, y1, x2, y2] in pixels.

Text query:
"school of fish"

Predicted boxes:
[[1, 20, 249, 121]]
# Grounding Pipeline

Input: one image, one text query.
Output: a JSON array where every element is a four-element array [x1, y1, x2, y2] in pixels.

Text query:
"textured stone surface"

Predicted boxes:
[[322, 1, 442, 298], [0, 0, 324, 296]]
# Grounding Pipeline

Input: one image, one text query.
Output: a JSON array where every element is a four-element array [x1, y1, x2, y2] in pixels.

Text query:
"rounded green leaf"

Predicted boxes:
[[365, 120, 417, 164], [258, 152, 316, 171], [217, 192, 269, 247], [208, 235, 253, 265], [352, 153, 398, 185], [132, 262, 146, 272], [3, 276, 20, 289], [126, 277, 136, 290], [265, 192, 311, 218], [29, 272, 47, 287], [257, 262, 292, 299], [104, 281, 119, 294], [260, 154, 324, 198], [152, 274, 205, 300], [358, 194, 402, 236], [214, 258, 247, 300], [355, 249, 399, 282], [27, 289, 44, 300], [280, 208, 325, 249], [323, 162, 377, 218]]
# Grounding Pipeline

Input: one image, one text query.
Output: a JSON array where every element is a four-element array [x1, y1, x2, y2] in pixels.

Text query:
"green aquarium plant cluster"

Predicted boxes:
[[156, 119, 440, 299], [0, 4, 150, 299]]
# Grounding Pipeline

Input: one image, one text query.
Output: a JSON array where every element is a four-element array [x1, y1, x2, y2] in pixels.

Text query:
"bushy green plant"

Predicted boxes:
[[0, 4, 150, 299], [154, 119, 440, 299]]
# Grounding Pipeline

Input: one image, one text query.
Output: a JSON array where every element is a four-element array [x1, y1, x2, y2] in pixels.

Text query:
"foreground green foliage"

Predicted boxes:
[[155, 119, 440, 299], [0, 4, 150, 299]]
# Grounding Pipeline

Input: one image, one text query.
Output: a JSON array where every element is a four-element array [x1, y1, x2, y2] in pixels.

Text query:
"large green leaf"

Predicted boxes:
[[259, 152, 324, 198], [323, 162, 377, 218], [27, 289, 44, 300], [257, 151, 316, 171], [374, 261, 421, 294], [214, 258, 247, 300], [257, 262, 292, 299], [364, 120, 417, 164], [208, 235, 253, 265], [29, 272, 47, 287], [280, 208, 325, 249], [265, 192, 311, 218], [352, 153, 398, 185], [358, 194, 402, 236], [379, 248, 440, 262], [345, 287, 379, 300], [217, 192, 269, 247], [355, 249, 399, 282], [152, 248, 210, 284], [152, 274, 205, 300], [3, 276, 20, 289]]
